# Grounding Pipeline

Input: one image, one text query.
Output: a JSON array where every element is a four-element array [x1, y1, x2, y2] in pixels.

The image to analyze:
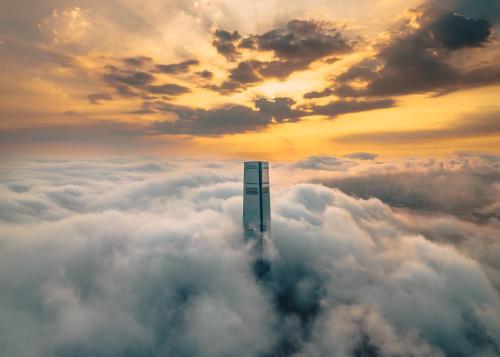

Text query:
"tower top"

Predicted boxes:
[[244, 161, 269, 166]]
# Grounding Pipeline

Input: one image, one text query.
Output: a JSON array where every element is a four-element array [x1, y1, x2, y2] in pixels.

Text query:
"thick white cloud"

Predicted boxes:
[[0, 156, 499, 356]]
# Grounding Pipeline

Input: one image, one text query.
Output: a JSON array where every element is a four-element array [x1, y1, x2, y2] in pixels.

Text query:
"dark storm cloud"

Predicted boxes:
[[210, 20, 352, 92], [427, 0, 500, 24], [143, 95, 394, 136], [100, 64, 192, 99], [228, 61, 261, 84], [308, 98, 395, 117], [254, 97, 305, 121], [303, 88, 334, 99], [212, 29, 241, 61], [152, 105, 273, 135], [122, 56, 152, 67], [195, 70, 213, 79], [146, 83, 191, 95], [212, 60, 306, 93], [254, 59, 309, 80], [423, 9, 492, 50], [334, 7, 497, 98], [255, 19, 350, 62], [87, 93, 112, 104], [155, 59, 199, 74], [5, 94, 399, 145], [0, 158, 499, 356], [103, 67, 155, 88], [114, 83, 139, 97], [336, 107, 500, 143]]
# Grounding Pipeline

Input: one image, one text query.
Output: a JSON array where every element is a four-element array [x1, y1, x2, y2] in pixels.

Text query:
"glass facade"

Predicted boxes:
[[243, 161, 271, 241]]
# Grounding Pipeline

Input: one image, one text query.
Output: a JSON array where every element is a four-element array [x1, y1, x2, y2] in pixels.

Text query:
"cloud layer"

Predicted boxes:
[[1, 156, 499, 356]]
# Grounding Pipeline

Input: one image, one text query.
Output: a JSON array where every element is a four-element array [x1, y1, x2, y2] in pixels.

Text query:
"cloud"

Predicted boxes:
[[292, 155, 355, 171], [210, 19, 352, 92], [101, 63, 192, 99], [254, 97, 304, 121], [195, 70, 213, 79], [146, 83, 191, 95], [308, 98, 395, 117], [0, 157, 499, 356], [155, 59, 199, 74], [332, 6, 498, 98], [212, 29, 241, 61], [254, 19, 350, 62], [336, 107, 500, 143], [0, 121, 156, 152], [146, 96, 394, 136], [344, 152, 378, 160], [38, 7, 91, 45], [422, 8, 492, 50], [123, 56, 152, 67], [0, 96, 398, 145], [299, 153, 500, 219], [103, 66, 155, 89], [87, 93, 113, 104], [303, 88, 334, 99], [152, 104, 273, 135], [228, 61, 262, 84], [426, 0, 500, 24]]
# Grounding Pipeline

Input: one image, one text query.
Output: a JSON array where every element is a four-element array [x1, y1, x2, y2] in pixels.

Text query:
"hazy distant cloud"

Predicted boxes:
[[344, 152, 378, 160], [336, 107, 500, 143], [303, 88, 334, 99], [0, 121, 148, 146], [312, 153, 500, 220], [0, 40, 75, 67], [308, 98, 395, 117], [100, 63, 192, 100], [87, 92, 112, 104], [146, 83, 191, 95], [103, 67, 155, 89], [155, 59, 199, 74], [293, 155, 354, 170], [113, 83, 140, 97], [123, 56, 152, 67]]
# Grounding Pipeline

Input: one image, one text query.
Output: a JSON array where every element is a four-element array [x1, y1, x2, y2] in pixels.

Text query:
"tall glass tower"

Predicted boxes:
[[243, 161, 271, 241]]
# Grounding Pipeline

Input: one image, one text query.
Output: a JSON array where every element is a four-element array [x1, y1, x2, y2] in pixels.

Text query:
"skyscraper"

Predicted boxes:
[[243, 161, 271, 241]]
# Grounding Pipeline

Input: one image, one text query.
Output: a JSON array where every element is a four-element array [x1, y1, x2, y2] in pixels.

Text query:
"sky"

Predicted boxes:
[[0, 0, 499, 159]]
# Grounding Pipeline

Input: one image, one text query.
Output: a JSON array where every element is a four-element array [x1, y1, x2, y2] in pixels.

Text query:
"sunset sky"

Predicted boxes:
[[1, 0, 499, 159]]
